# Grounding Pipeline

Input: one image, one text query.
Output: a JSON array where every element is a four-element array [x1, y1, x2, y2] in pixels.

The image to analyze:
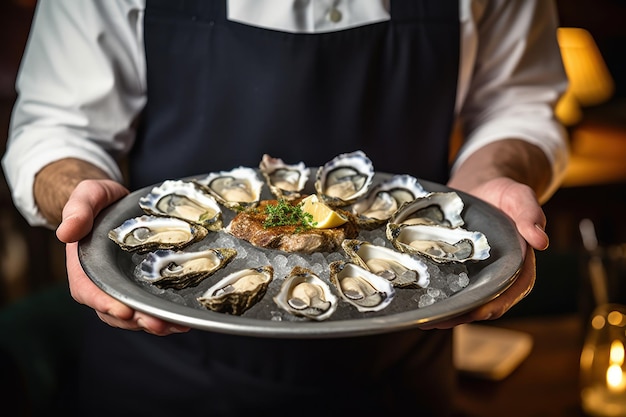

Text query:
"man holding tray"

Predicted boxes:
[[2, 0, 569, 415]]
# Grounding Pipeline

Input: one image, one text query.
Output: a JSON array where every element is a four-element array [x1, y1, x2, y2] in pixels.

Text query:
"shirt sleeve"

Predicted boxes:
[[1, 0, 147, 227], [453, 0, 570, 203]]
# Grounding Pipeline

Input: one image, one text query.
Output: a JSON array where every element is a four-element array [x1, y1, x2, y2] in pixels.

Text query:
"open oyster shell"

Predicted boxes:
[[108, 215, 208, 253], [386, 223, 490, 263], [329, 260, 395, 312], [195, 166, 264, 211], [389, 191, 465, 228], [197, 265, 274, 315], [258, 154, 309, 201], [351, 174, 428, 229], [273, 266, 338, 321], [314, 150, 374, 207], [137, 248, 237, 290], [341, 239, 430, 289], [138, 180, 223, 231]]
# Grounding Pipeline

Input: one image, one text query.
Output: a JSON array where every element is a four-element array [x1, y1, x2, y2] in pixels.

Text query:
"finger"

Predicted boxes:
[[95, 310, 190, 335], [420, 248, 536, 330], [133, 312, 191, 336], [510, 207, 549, 251], [57, 179, 129, 243], [67, 243, 190, 335], [499, 185, 549, 251], [66, 242, 135, 321]]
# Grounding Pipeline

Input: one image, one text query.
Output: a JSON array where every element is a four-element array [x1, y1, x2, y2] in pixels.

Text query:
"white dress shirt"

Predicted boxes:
[[2, 0, 569, 228]]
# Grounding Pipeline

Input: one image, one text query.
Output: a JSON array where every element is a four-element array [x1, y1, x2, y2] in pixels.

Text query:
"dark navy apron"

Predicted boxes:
[[77, 1, 460, 416], [130, 0, 459, 188]]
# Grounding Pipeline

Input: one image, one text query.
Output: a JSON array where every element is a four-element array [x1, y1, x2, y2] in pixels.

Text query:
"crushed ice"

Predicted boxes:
[[131, 220, 472, 320]]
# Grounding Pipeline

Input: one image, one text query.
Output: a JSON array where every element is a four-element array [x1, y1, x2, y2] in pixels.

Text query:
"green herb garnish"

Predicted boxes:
[[263, 199, 317, 233]]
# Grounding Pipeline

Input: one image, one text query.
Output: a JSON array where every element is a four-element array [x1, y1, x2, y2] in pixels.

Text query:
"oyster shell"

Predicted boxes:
[[195, 166, 264, 210], [108, 215, 208, 253], [389, 191, 465, 228], [314, 150, 374, 207], [258, 154, 309, 201], [341, 239, 430, 288], [197, 265, 274, 315], [137, 248, 237, 290], [138, 180, 223, 231], [386, 223, 490, 263], [273, 266, 338, 321], [351, 174, 428, 229], [329, 260, 395, 312]]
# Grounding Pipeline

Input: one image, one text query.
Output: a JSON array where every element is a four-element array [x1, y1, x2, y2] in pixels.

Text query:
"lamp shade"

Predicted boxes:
[[557, 27, 615, 107]]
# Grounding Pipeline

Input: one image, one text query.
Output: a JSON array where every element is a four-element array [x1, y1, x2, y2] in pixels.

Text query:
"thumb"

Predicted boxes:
[[57, 179, 129, 243]]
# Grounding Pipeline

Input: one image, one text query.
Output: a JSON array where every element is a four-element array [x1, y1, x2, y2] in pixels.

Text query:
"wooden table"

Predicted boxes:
[[453, 314, 588, 417]]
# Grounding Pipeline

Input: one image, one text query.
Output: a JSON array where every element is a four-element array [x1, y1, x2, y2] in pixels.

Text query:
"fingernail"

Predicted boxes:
[[169, 327, 186, 334], [535, 224, 550, 249], [170, 326, 187, 333]]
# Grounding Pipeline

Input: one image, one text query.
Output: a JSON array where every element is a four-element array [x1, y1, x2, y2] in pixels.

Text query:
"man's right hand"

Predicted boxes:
[[56, 178, 190, 336]]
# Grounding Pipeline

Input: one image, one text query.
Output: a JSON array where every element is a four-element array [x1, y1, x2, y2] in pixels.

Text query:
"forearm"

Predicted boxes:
[[448, 139, 552, 199], [34, 158, 113, 226]]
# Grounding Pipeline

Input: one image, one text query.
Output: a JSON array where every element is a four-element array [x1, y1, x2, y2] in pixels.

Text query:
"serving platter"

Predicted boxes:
[[78, 171, 523, 339]]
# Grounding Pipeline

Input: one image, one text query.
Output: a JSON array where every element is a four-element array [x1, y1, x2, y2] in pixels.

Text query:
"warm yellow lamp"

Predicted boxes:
[[555, 27, 615, 126]]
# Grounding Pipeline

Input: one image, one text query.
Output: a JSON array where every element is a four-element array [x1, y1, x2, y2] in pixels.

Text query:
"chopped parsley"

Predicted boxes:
[[263, 199, 317, 232]]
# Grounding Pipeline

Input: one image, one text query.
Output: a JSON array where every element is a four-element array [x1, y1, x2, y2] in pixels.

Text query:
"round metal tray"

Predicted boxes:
[[78, 172, 522, 339]]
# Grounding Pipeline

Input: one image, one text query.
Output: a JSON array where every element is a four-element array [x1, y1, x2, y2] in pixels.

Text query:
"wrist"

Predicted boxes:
[[34, 158, 112, 226], [449, 139, 551, 197]]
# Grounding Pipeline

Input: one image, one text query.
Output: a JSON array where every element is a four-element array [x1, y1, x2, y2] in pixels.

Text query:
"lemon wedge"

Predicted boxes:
[[300, 194, 348, 229]]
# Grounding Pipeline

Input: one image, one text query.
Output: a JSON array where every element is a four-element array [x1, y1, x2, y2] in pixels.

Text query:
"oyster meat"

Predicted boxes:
[[273, 266, 338, 321], [197, 265, 274, 315], [386, 223, 490, 263], [341, 239, 430, 288], [258, 154, 309, 201], [314, 150, 374, 207], [195, 166, 264, 210], [108, 215, 208, 253], [389, 191, 465, 228], [137, 248, 237, 290], [351, 174, 428, 229], [138, 179, 223, 231], [329, 260, 395, 312]]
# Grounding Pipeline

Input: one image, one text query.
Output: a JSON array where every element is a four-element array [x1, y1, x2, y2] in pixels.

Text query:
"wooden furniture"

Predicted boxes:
[[454, 314, 587, 417]]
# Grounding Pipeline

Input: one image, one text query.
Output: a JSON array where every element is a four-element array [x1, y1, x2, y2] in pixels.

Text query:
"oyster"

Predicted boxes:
[[258, 154, 309, 201], [273, 266, 338, 321], [386, 223, 490, 263], [137, 248, 237, 290], [197, 265, 274, 315], [351, 174, 428, 229], [341, 239, 430, 288], [108, 215, 208, 253], [329, 260, 395, 312], [138, 180, 223, 231], [195, 166, 264, 210], [314, 150, 374, 207], [389, 191, 465, 228]]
